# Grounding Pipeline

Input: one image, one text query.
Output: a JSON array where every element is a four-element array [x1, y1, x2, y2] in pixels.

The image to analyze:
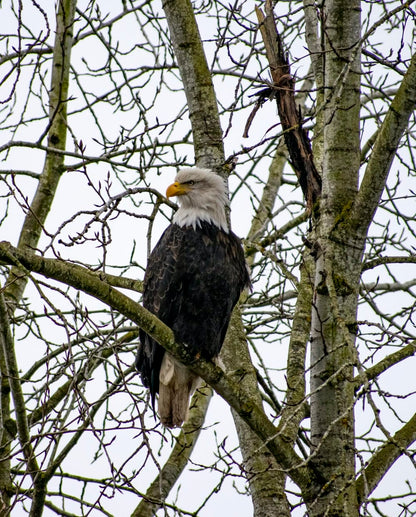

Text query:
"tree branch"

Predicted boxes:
[[354, 341, 416, 387], [356, 412, 416, 503], [5, 0, 77, 309], [131, 386, 212, 517], [162, 0, 224, 171], [223, 310, 291, 516], [362, 255, 416, 271], [350, 52, 416, 235], [0, 241, 311, 490], [0, 292, 40, 484], [255, 1, 321, 210]]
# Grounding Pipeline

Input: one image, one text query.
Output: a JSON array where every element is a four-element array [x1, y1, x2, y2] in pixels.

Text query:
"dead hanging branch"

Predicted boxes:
[[250, 0, 322, 211]]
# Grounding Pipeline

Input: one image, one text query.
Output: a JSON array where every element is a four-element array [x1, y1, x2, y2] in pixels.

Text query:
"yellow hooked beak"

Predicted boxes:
[[166, 181, 189, 198]]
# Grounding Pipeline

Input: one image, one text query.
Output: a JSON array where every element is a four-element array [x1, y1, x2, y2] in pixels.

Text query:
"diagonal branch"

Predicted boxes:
[[350, 52, 416, 235], [354, 341, 416, 388], [356, 412, 416, 504], [0, 240, 311, 491]]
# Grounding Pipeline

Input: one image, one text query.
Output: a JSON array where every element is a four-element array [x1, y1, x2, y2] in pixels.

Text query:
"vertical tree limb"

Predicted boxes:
[[0, 316, 13, 515], [0, 291, 41, 512], [1, 3, 77, 515], [223, 310, 291, 517], [302, 0, 325, 170], [161, 0, 224, 171], [5, 0, 77, 308], [277, 252, 313, 446], [246, 138, 286, 242], [307, 1, 362, 515]]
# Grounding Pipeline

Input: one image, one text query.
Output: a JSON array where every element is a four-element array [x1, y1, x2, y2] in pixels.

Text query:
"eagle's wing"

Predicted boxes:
[[135, 225, 184, 406], [135, 222, 250, 427]]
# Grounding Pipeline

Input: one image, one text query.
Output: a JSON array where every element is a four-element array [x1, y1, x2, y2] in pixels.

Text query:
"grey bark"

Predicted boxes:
[[308, 2, 362, 515]]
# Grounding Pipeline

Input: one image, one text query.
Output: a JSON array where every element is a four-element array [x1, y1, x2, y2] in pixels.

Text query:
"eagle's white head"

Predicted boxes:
[[166, 168, 229, 232]]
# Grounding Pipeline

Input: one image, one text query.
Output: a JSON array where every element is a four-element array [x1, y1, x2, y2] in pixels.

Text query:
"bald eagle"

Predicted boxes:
[[135, 168, 250, 428]]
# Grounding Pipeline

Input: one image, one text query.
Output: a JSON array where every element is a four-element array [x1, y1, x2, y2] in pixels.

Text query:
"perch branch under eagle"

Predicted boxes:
[[136, 168, 250, 427]]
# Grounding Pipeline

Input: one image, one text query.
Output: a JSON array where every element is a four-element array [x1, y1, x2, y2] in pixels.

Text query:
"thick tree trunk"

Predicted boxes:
[[308, 2, 362, 515]]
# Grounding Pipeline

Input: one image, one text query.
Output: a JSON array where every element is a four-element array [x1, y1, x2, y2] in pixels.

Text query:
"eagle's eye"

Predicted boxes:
[[184, 180, 195, 186]]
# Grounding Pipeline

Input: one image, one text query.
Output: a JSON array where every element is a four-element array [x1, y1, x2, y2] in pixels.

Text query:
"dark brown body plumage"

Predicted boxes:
[[136, 220, 250, 427]]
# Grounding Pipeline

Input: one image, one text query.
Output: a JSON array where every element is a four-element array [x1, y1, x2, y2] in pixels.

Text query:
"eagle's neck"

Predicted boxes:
[[173, 203, 229, 233]]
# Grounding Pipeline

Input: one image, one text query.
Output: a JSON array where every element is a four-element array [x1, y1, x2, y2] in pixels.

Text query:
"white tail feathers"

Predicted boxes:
[[158, 353, 201, 428]]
